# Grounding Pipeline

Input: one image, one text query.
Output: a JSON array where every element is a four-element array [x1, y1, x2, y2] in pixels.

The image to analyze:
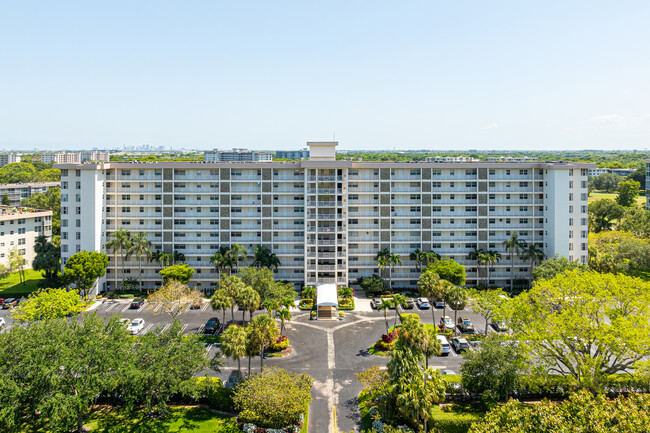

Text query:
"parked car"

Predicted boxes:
[[203, 317, 222, 335], [130, 298, 145, 309], [451, 337, 470, 353], [439, 315, 454, 330], [404, 298, 415, 309], [383, 297, 396, 309], [370, 298, 383, 309], [491, 319, 508, 332], [189, 300, 202, 310], [127, 318, 145, 335], [416, 297, 431, 309], [441, 369, 457, 375], [433, 299, 445, 308], [118, 318, 130, 328], [436, 335, 451, 356], [0, 317, 5, 328], [457, 316, 475, 333], [2, 298, 18, 309]]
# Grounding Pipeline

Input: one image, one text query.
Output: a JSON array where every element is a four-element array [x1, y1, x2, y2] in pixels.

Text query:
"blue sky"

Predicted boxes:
[[1, 1, 649, 151]]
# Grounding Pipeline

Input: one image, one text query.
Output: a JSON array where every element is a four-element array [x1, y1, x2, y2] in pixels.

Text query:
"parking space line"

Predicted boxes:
[[201, 302, 210, 312], [121, 304, 130, 313], [153, 304, 163, 313], [105, 302, 118, 312], [141, 324, 153, 335], [161, 324, 171, 333], [196, 324, 205, 335], [180, 324, 188, 333]]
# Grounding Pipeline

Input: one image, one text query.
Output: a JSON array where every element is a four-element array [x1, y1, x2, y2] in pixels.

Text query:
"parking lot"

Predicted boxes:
[[0, 295, 496, 432]]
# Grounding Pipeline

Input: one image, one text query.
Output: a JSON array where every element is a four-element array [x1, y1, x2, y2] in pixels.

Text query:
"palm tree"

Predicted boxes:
[[485, 250, 502, 288], [421, 327, 441, 369], [210, 288, 233, 325], [417, 269, 448, 325], [252, 246, 269, 269], [126, 232, 151, 292], [424, 251, 441, 267], [219, 275, 246, 324], [266, 253, 281, 271], [445, 285, 469, 332], [410, 249, 426, 273], [377, 302, 390, 335], [392, 294, 407, 328], [522, 244, 545, 284], [228, 243, 249, 273], [376, 256, 390, 288], [262, 299, 279, 317], [210, 247, 231, 275], [388, 253, 403, 290], [247, 314, 279, 372], [377, 249, 402, 290], [337, 286, 353, 299], [236, 286, 260, 325], [503, 234, 524, 291], [105, 227, 131, 290], [301, 285, 316, 301], [220, 325, 247, 376], [277, 307, 292, 336], [469, 247, 489, 288], [171, 250, 185, 264]]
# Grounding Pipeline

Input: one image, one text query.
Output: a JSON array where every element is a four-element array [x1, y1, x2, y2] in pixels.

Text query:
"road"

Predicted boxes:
[[0, 298, 494, 432]]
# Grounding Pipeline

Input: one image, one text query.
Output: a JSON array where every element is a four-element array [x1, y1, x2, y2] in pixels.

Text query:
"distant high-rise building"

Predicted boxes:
[[204, 148, 273, 162]]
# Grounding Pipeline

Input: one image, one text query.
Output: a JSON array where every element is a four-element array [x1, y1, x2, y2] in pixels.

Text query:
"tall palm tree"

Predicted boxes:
[[377, 256, 390, 288], [126, 232, 151, 292], [417, 269, 448, 325], [229, 243, 249, 273], [468, 247, 488, 288], [301, 285, 316, 301], [425, 251, 441, 267], [485, 250, 502, 288], [522, 244, 545, 284], [410, 249, 426, 273], [105, 227, 132, 291], [377, 251, 402, 290], [392, 294, 407, 328], [377, 302, 390, 335], [220, 325, 247, 376], [210, 246, 229, 275], [421, 327, 441, 369], [445, 285, 469, 332], [171, 250, 185, 264], [247, 314, 279, 372], [503, 234, 524, 291], [267, 253, 281, 271], [277, 307, 292, 336], [210, 288, 233, 325]]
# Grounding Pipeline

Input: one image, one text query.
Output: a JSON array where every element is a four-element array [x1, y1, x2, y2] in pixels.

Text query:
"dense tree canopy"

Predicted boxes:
[[21, 187, 61, 234], [616, 179, 641, 207], [531, 255, 588, 281], [10, 288, 83, 322], [424, 258, 466, 286], [591, 172, 622, 192], [588, 198, 624, 233], [159, 263, 195, 284], [0, 162, 37, 183], [63, 251, 109, 296]]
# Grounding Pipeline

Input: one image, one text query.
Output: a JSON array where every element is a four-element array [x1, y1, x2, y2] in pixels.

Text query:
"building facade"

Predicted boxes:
[[588, 167, 635, 178], [57, 142, 592, 293], [0, 182, 60, 206], [276, 149, 310, 160], [204, 149, 273, 162], [0, 154, 21, 168], [0, 206, 53, 269]]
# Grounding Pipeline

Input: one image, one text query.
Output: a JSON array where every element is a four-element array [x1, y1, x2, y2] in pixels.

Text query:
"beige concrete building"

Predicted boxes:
[[0, 182, 60, 206], [0, 206, 53, 269], [56, 142, 592, 293]]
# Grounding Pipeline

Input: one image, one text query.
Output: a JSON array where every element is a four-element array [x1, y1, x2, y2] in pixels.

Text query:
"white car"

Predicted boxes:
[[127, 318, 145, 335], [439, 315, 454, 330], [0, 317, 5, 328], [436, 335, 451, 356]]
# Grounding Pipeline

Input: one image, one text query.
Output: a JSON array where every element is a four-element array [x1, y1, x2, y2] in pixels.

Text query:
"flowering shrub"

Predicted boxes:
[[299, 299, 313, 310], [268, 335, 290, 351], [381, 329, 399, 343]]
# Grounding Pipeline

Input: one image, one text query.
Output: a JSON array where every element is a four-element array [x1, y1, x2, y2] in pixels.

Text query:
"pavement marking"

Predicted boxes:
[[86, 301, 102, 311], [161, 324, 171, 333], [180, 324, 188, 333], [121, 304, 130, 313], [105, 302, 118, 312], [197, 324, 205, 334], [201, 302, 210, 312], [153, 304, 163, 313], [141, 324, 153, 335], [332, 406, 337, 433], [327, 332, 335, 370]]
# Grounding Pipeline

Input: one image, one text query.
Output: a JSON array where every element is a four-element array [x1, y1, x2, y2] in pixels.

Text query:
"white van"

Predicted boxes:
[[437, 335, 451, 356]]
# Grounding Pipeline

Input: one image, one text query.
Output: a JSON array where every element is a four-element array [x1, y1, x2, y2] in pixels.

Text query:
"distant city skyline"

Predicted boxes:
[[2, 1, 649, 151]]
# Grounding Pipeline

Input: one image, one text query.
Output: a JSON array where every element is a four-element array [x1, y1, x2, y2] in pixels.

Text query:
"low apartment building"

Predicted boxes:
[[0, 153, 21, 168], [0, 206, 53, 269], [0, 182, 60, 206], [276, 149, 310, 160], [57, 142, 592, 293], [204, 148, 273, 162]]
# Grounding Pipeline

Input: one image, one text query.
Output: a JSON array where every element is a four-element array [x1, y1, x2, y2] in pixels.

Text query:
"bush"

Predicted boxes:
[[299, 299, 313, 310], [208, 386, 235, 412], [400, 313, 419, 322], [374, 338, 395, 352], [339, 311, 345, 318], [338, 298, 355, 310], [358, 275, 386, 296], [268, 335, 290, 352]]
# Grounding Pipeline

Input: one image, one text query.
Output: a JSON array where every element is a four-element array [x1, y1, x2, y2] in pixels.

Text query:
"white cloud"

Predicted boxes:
[[589, 114, 625, 126], [485, 123, 498, 129]]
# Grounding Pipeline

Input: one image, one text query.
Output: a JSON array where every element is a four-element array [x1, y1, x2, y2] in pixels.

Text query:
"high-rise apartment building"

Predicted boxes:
[[0, 206, 53, 269], [276, 149, 310, 160], [204, 148, 273, 162], [56, 142, 592, 294], [0, 153, 21, 168]]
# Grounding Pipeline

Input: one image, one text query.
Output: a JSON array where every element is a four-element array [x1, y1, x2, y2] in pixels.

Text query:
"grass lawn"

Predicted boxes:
[[588, 191, 646, 206], [20, 406, 239, 433], [301, 408, 309, 433], [0, 269, 46, 298]]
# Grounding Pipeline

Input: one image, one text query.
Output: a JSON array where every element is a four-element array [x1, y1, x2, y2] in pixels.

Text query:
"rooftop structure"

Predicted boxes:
[[0, 206, 53, 270], [204, 148, 273, 162], [0, 182, 60, 206]]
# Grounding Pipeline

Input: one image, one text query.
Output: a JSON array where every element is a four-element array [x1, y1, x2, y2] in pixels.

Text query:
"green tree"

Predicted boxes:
[[210, 288, 234, 325], [409, 248, 427, 273], [246, 314, 279, 371], [210, 246, 233, 275], [532, 255, 588, 281], [63, 251, 109, 297], [237, 286, 261, 325], [126, 232, 151, 291], [220, 275, 247, 324], [0, 162, 36, 183], [425, 258, 466, 285], [301, 285, 316, 300], [377, 301, 391, 335], [228, 243, 249, 273], [239, 267, 295, 302], [120, 320, 208, 415], [592, 172, 622, 192], [232, 367, 312, 429], [105, 227, 132, 290], [159, 263, 195, 284], [220, 324, 247, 376], [461, 334, 526, 404], [8, 248, 27, 285], [1, 194, 10, 206], [32, 234, 60, 280], [252, 245, 281, 270], [619, 206, 650, 237], [507, 270, 650, 391], [445, 285, 469, 328], [521, 244, 545, 281], [277, 305, 292, 337], [10, 288, 83, 322], [34, 168, 61, 182], [503, 233, 525, 290], [147, 279, 204, 320], [616, 179, 641, 207], [469, 247, 488, 287], [469, 288, 509, 336], [21, 187, 61, 235], [588, 198, 625, 232], [418, 269, 452, 325]]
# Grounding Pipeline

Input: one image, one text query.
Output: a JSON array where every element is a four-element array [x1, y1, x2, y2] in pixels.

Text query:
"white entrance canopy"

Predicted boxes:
[[316, 283, 338, 307]]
